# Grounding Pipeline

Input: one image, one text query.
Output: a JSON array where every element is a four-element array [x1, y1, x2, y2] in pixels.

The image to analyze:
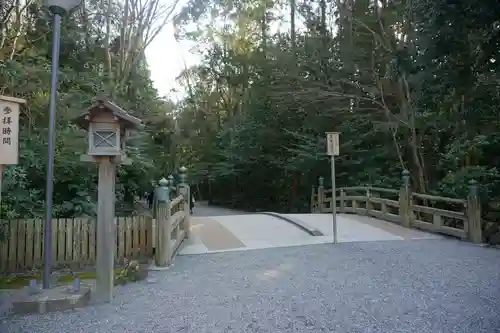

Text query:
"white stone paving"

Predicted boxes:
[[292, 213, 442, 241], [180, 212, 442, 255]]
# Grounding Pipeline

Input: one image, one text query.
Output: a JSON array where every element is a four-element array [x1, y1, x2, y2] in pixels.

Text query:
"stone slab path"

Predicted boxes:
[[181, 204, 441, 255]]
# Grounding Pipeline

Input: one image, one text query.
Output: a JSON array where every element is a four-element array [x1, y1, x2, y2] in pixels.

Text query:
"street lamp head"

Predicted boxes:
[[43, 0, 82, 14]]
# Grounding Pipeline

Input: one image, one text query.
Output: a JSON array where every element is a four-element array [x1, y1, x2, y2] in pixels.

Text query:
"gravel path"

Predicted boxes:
[[2, 239, 500, 333]]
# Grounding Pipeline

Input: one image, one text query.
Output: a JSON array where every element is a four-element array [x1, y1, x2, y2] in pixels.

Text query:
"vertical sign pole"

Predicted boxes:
[[326, 132, 339, 244], [330, 155, 337, 244]]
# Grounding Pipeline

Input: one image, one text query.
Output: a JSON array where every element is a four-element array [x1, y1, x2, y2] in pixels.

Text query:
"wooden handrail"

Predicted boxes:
[[153, 185, 191, 267], [324, 186, 400, 195], [311, 184, 482, 243], [171, 195, 183, 207]]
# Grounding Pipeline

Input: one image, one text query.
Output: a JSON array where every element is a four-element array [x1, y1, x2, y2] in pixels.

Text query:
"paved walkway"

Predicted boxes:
[[3, 239, 500, 332], [192, 202, 250, 216], [181, 204, 441, 255]]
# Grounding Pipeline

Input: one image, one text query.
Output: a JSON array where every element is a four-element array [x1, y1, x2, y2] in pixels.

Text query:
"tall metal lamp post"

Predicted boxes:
[[42, 0, 82, 289]]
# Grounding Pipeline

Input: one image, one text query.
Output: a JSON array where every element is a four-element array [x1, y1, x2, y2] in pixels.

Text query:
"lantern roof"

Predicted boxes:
[[72, 98, 144, 131]]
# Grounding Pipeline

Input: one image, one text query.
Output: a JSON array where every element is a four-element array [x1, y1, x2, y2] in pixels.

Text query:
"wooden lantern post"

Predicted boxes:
[[72, 99, 143, 303], [0, 95, 25, 219]]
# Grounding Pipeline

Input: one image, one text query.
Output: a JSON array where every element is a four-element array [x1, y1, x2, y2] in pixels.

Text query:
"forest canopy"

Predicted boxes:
[[1, 0, 499, 232]]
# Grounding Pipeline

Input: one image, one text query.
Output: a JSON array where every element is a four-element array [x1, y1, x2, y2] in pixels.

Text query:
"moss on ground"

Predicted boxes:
[[0, 269, 124, 289]]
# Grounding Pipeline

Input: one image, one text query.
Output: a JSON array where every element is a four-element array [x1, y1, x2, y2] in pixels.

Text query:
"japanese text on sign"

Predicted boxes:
[[2, 106, 12, 146], [0, 97, 21, 165]]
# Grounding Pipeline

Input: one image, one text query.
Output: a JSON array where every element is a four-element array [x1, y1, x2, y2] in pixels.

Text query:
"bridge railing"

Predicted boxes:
[[153, 166, 191, 267], [311, 170, 482, 243]]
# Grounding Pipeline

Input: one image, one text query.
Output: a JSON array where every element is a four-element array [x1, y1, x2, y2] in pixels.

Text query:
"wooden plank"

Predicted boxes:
[[341, 186, 368, 191], [16, 219, 26, 271], [65, 218, 73, 264], [412, 204, 465, 220], [439, 225, 466, 239], [51, 218, 58, 266], [413, 219, 436, 232], [24, 219, 34, 270], [152, 217, 156, 248], [0, 220, 8, 273], [368, 187, 400, 194], [132, 216, 139, 257], [88, 219, 96, 263], [343, 195, 369, 201], [146, 216, 153, 256], [73, 218, 82, 268], [57, 218, 66, 265], [412, 192, 465, 204], [117, 217, 125, 263], [138, 216, 147, 254], [33, 219, 43, 268], [125, 217, 132, 258], [8, 220, 17, 272], [80, 219, 89, 265], [370, 210, 401, 224], [171, 229, 186, 257], [171, 195, 183, 207], [113, 217, 117, 263], [369, 197, 399, 207]]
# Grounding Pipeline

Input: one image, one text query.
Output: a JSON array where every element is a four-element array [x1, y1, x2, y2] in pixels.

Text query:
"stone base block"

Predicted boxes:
[[10, 284, 91, 315]]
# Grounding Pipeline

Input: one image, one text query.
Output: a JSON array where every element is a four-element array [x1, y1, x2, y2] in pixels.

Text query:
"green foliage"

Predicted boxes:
[[172, 0, 500, 222], [0, 0, 179, 228], [2, 0, 500, 231]]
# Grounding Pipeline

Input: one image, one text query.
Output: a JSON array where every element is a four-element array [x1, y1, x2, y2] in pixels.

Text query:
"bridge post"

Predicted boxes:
[[365, 188, 373, 216], [399, 170, 412, 228], [178, 166, 192, 239], [310, 185, 316, 213], [318, 177, 325, 213], [339, 189, 345, 213], [168, 174, 176, 196], [155, 177, 171, 267], [466, 180, 482, 243]]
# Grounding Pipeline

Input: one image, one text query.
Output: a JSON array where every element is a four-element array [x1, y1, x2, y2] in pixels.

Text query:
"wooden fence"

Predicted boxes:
[[0, 216, 153, 274], [311, 181, 482, 243]]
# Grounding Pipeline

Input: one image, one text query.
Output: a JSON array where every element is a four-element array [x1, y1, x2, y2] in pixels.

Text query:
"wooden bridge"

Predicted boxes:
[[154, 170, 483, 266], [309, 170, 482, 243]]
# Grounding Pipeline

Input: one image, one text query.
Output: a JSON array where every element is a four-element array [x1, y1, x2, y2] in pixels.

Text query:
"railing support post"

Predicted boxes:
[[365, 188, 373, 216], [310, 185, 316, 213], [155, 177, 171, 267], [339, 189, 345, 213], [467, 180, 482, 243], [318, 177, 325, 213], [168, 174, 176, 197], [399, 170, 412, 228], [178, 166, 192, 239]]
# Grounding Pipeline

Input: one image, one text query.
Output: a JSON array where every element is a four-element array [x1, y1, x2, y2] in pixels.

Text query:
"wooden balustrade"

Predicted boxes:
[[311, 175, 482, 243], [167, 193, 189, 259], [153, 167, 191, 267]]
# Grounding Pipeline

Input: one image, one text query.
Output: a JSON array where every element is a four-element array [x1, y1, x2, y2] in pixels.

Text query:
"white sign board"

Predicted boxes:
[[326, 132, 339, 156], [0, 96, 24, 165]]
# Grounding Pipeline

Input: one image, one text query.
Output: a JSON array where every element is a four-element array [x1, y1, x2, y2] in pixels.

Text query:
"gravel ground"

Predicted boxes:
[[2, 239, 500, 333], [0, 290, 14, 317]]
